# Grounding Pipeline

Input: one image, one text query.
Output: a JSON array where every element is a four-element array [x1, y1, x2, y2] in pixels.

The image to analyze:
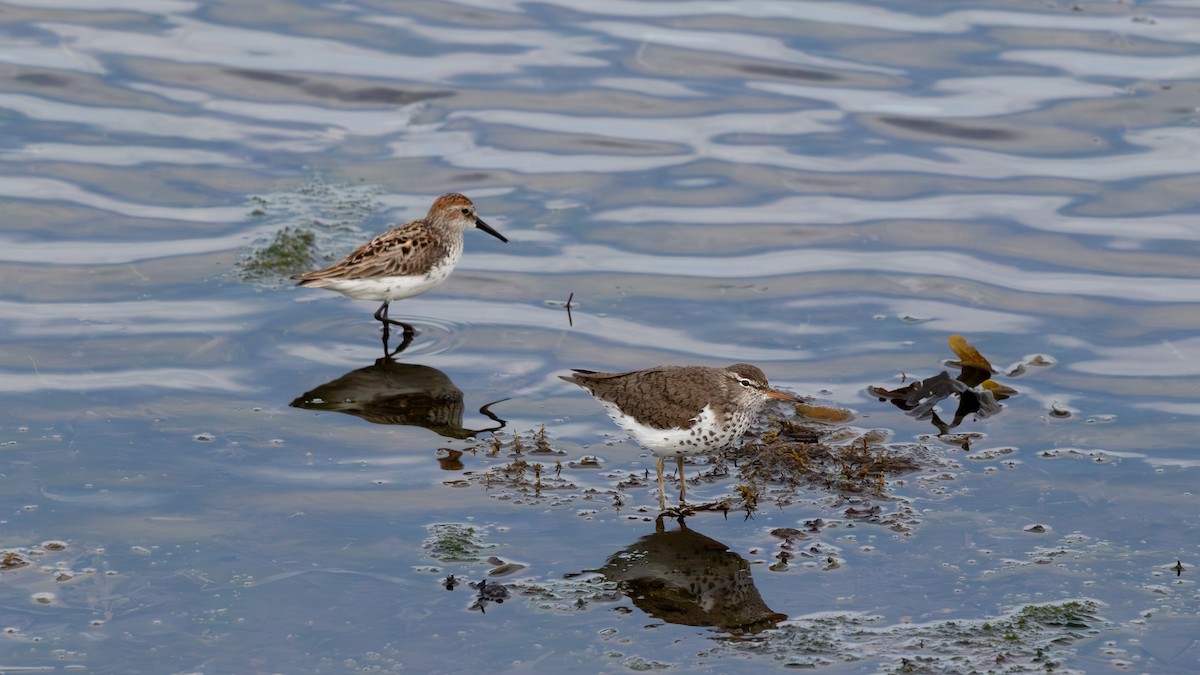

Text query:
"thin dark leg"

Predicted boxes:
[[374, 301, 414, 330], [374, 302, 392, 351], [373, 301, 390, 323], [373, 302, 415, 357]]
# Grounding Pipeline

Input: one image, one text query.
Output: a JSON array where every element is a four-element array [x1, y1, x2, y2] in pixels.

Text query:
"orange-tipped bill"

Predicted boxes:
[[767, 389, 801, 402]]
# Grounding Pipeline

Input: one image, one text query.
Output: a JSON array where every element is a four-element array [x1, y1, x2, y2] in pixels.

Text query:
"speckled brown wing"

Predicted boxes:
[[293, 220, 451, 282], [561, 366, 722, 430]]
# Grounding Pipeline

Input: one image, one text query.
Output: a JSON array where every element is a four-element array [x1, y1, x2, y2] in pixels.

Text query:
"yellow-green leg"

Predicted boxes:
[[656, 457, 666, 511], [677, 455, 686, 505]]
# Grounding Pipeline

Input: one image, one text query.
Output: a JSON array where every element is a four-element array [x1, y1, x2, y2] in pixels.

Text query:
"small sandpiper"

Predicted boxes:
[[292, 193, 507, 349], [560, 364, 800, 511]]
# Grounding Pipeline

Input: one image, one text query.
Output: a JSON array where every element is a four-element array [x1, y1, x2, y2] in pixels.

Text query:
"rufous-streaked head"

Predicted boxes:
[[428, 193, 507, 243]]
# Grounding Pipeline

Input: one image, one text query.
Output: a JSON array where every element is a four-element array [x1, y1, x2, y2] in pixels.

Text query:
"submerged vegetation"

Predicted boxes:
[[238, 177, 386, 281], [422, 523, 493, 563], [455, 403, 932, 534], [239, 225, 316, 279], [730, 418, 921, 499], [709, 599, 1102, 672]]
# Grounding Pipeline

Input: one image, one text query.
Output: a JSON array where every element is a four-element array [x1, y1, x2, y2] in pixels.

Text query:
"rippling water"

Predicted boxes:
[[2, 1, 1199, 672]]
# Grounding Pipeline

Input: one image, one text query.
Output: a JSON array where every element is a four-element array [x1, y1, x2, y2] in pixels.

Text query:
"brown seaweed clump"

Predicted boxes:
[[461, 409, 935, 534], [727, 416, 920, 501]]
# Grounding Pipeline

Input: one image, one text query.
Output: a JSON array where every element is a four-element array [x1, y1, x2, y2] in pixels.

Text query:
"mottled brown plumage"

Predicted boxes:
[[292, 193, 507, 346], [560, 364, 776, 429], [298, 224, 452, 282], [560, 363, 800, 510]]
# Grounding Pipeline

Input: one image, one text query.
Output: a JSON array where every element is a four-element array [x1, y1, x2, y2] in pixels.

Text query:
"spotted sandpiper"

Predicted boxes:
[[292, 193, 508, 349], [559, 364, 800, 510]]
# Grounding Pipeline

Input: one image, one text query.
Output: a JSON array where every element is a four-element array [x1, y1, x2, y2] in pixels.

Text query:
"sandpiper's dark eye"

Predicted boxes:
[[738, 378, 753, 387], [460, 207, 470, 215]]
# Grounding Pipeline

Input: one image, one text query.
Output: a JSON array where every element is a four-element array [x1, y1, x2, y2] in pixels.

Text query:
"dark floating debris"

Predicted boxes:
[[731, 424, 919, 500], [767, 521, 844, 572], [486, 556, 527, 577], [487, 425, 564, 458], [712, 406, 923, 530], [870, 335, 1021, 440], [467, 578, 510, 613], [439, 568, 511, 613], [2, 550, 30, 570]]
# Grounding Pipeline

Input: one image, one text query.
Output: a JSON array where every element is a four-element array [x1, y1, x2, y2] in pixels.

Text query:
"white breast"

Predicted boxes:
[[601, 403, 726, 457], [320, 261, 456, 301]]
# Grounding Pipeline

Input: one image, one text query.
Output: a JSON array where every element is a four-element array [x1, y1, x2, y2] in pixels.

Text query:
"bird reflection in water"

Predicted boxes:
[[599, 517, 786, 634], [290, 357, 507, 444]]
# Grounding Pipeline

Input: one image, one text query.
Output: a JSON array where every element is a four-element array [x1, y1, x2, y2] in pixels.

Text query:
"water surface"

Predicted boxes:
[[1, 0, 1199, 672]]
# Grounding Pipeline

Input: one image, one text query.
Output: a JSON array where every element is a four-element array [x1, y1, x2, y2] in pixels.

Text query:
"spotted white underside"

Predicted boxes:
[[315, 260, 456, 302], [601, 402, 743, 457]]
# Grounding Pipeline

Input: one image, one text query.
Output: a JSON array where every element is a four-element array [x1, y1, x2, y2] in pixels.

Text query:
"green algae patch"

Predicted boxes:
[[423, 523, 494, 564], [237, 176, 386, 282], [709, 599, 1103, 672], [240, 225, 316, 279]]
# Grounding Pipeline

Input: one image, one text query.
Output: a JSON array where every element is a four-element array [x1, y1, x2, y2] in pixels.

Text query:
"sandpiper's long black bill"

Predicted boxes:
[[475, 217, 508, 244]]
